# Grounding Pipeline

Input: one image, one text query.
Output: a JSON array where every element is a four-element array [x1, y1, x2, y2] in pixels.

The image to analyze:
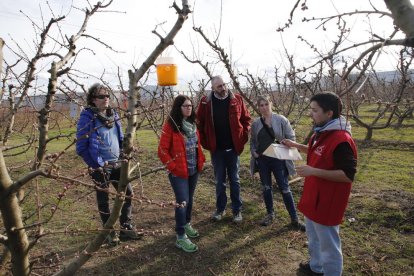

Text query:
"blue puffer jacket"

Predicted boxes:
[[76, 108, 124, 169]]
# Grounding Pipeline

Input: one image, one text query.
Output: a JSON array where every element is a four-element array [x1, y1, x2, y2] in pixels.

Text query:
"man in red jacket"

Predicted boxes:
[[196, 76, 251, 223], [282, 92, 357, 276]]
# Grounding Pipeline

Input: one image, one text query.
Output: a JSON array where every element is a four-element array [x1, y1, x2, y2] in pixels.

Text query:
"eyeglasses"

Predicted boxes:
[[181, 104, 193, 108], [95, 94, 110, 99]]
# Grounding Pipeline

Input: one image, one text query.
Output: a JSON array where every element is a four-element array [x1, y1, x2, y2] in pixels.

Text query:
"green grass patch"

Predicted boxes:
[[1, 105, 414, 275]]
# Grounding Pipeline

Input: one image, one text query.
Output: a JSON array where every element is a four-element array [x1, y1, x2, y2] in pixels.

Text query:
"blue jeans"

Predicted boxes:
[[257, 155, 298, 221], [91, 167, 133, 226], [168, 173, 199, 236], [305, 217, 343, 275], [211, 149, 242, 214]]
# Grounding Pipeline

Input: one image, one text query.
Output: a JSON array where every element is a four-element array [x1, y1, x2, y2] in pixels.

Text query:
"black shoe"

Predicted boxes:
[[104, 229, 120, 246], [298, 262, 323, 276], [259, 213, 275, 226], [291, 219, 306, 232], [120, 224, 143, 240]]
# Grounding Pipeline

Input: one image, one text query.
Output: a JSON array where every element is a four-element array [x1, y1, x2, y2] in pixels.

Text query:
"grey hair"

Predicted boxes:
[[211, 75, 224, 86]]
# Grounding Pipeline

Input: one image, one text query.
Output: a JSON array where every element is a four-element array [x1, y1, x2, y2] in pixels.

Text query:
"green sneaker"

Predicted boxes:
[[184, 223, 199, 238], [175, 235, 198, 253]]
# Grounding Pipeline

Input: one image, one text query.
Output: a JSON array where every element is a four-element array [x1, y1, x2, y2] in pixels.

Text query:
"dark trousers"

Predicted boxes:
[[91, 167, 133, 226], [211, 149, 242, 214], [257, 155, 298, 221], [168, 173, 199, 236]]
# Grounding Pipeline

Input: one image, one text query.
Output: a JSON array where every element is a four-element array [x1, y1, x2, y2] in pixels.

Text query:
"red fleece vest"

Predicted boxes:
[[298, 130, 357, 226]]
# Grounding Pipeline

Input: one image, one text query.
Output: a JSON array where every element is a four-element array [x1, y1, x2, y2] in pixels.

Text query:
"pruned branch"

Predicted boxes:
[[193, 26, 259, 114]]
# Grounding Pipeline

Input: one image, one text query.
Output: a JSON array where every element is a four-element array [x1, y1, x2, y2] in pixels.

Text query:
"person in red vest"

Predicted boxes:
[[158, 95, 206, 253], [282, 92, 357, 276]]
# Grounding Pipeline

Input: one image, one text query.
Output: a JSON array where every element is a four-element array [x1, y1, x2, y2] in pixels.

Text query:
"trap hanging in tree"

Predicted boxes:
[[156, 56, 177, 86]]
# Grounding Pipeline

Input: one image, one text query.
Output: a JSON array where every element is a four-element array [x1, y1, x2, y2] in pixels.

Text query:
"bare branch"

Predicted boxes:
[[80, 34, 122, 53], [1, 170, 47, 201], [193, 26, 259, 114]]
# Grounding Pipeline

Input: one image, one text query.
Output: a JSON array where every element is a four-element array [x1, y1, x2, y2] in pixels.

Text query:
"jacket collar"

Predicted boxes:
[[206, 90, 235, 102]]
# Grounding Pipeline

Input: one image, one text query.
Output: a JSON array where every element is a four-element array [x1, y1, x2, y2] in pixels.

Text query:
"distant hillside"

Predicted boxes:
[[351, 70, 414, 83]]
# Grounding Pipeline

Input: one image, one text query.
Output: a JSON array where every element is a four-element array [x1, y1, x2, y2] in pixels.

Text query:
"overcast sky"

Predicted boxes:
[[0, 0, 406, 90]]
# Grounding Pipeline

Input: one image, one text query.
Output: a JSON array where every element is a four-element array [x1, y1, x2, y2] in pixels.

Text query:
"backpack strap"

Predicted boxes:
[[260, 117, 279, 143]]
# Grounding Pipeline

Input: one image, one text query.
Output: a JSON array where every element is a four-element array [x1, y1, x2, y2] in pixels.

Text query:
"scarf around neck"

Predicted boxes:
[[89, 107, 115, 128], [181, 119, 196, 138]]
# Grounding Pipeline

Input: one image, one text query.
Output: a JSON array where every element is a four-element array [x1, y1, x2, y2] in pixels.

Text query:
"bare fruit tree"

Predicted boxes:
[[54, 1, 192, 275], [350, 49, 414, 140], [0, 1, 126, 275], [275, 0, 414, 139]]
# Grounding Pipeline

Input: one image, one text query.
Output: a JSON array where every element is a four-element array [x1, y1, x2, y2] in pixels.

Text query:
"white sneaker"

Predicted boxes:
[[212, 210, 226, 221], [233, 212, 242, 223]]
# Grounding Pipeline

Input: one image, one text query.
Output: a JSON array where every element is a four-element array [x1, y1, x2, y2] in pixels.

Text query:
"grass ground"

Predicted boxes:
[[1, 106, 413, 275]]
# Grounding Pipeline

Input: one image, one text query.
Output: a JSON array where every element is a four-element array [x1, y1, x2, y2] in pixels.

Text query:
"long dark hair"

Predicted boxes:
[[168, 95, 195, 132]]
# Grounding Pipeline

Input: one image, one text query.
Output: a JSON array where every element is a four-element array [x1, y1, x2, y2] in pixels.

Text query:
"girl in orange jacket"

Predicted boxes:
[[158, 95, 205, 253]]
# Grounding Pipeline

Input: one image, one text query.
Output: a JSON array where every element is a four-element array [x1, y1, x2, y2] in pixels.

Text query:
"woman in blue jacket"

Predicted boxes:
[[76, 83, 139, 245]]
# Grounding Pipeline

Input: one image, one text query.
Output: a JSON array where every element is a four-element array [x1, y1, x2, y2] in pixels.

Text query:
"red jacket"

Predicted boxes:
[[298, 130, 357, 226], [158, 121, 206, 178], [196, 92, 251, 154]]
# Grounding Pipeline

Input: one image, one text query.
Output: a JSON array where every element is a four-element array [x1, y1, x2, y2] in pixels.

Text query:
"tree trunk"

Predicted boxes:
[[0, 149, 30, 276], [33, 62, 57, 171], [384, 0, 414, 38], [365, 127, 373, 140], [0, 38, 4, 97], [3, 93, 15, 145], [54, 182, 125, 276]]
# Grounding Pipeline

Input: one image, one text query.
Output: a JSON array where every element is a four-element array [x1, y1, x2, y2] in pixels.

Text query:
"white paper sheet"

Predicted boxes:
[[262, 143, 302, 161]]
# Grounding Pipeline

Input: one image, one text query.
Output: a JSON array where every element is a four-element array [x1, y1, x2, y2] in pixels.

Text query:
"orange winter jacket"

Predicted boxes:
[[158, 121, 205, 178]]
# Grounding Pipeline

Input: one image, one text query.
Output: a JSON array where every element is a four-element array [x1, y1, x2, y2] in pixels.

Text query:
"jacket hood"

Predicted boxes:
[[314, 116, 352, 134]]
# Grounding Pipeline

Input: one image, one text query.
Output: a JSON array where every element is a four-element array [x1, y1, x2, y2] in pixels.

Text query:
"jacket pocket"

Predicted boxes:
[[166, 161, 177, 173], [229, 103, 241, 115]]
